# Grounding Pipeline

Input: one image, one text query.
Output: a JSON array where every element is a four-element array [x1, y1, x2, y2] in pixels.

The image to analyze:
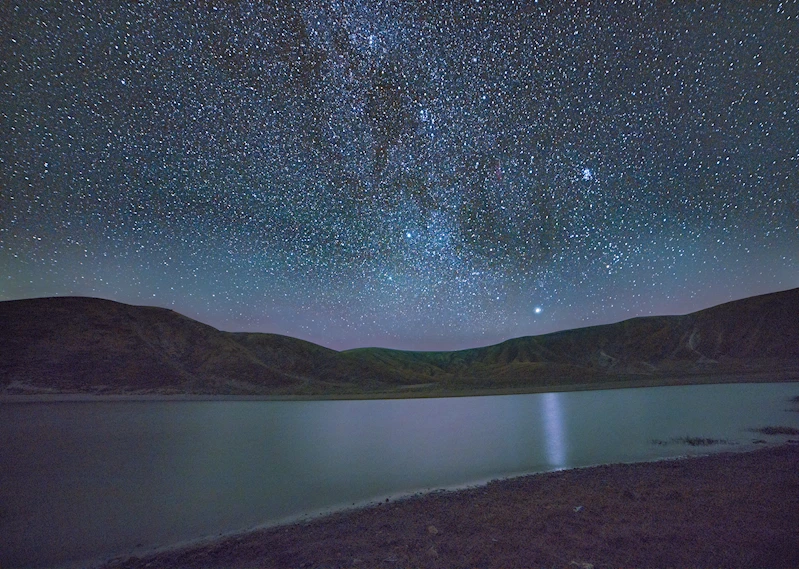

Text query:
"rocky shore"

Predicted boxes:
[[104, 443, 799, 569]]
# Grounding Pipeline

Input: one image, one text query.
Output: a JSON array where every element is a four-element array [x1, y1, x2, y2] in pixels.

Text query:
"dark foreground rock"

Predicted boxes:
[[104, 444, 799, 569]]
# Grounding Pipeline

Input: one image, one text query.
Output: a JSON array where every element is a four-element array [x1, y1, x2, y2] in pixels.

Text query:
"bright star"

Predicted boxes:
[[534, 306, 543, 314], [582, 168, 593, 181]]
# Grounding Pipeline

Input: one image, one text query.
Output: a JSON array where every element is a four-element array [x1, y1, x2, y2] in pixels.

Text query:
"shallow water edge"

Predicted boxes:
[[3, 371, 797, 403]]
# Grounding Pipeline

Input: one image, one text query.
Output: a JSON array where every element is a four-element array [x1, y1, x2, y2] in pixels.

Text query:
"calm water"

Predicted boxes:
[[1, 382, 798, 568]]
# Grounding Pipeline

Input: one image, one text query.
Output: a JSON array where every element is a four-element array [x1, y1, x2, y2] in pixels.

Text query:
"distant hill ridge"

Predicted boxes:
[[1, 288, 798, 396]]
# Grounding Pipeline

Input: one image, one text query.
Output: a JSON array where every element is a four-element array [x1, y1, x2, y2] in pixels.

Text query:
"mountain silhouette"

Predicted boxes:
[[2, 288, 797, 396]]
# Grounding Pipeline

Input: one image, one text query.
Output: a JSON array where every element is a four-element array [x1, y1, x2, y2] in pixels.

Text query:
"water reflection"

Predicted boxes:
[[541, 392, 566, 468], [309, 398, 535, 493], [1, 383, 798, 569]]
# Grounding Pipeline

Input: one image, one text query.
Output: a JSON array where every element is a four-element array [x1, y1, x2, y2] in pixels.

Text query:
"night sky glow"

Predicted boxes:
[[2, 1, 798, 351]]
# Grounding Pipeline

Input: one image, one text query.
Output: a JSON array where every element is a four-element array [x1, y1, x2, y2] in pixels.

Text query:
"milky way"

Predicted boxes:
[[2, 1, 797, 350]]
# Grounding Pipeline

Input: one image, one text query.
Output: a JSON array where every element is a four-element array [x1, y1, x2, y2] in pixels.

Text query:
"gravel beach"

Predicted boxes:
[[103, 443, 799, 569]]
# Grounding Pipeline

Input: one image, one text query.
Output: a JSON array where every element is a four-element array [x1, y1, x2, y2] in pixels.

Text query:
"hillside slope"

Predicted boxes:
[[344, 287, 799, 389], [1, 288, 798, 395], [0, 297, 303, 394]]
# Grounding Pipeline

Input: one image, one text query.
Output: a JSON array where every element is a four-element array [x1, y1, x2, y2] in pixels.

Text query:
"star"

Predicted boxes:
[[1, 0, 795, 351]]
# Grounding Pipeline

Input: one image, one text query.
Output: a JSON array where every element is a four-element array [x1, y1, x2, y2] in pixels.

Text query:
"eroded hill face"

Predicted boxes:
[[2, 289, 798, 396], [0, 297, 303, 394], [0, 297, 427, 395]]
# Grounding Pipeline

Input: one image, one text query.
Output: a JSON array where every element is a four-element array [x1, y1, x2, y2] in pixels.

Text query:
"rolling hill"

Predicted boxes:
[[1, 288, 798, 396]]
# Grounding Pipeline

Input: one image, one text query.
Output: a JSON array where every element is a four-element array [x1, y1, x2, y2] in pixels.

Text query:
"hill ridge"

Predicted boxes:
[[1, 288, 798, 396]]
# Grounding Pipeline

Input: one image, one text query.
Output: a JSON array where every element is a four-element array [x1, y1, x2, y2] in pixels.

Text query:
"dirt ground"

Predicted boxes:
[[104, 444, 799, 569]]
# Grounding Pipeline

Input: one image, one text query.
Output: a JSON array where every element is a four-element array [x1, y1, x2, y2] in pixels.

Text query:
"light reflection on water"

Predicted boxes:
[[542, 392, 566, 468], [1, 382, 798, 569]]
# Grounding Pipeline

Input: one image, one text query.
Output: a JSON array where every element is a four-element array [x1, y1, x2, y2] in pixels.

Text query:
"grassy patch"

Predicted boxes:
[[751, 425, 799, 436], [678, 436, 729, 446], [651, 436, 729, 447]]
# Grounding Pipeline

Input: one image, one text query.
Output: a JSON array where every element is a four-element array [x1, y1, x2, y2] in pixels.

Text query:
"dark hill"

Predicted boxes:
[[344, 287, 799, 390], [0, 297, 440, 395], [1, 289, 798, 396], [0, 297, 303, 394]]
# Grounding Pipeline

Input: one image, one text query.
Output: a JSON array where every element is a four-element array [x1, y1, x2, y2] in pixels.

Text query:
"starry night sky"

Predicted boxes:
[[2, 1, 798, 351]]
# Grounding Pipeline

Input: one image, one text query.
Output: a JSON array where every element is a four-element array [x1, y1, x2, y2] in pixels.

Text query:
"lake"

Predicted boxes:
[[1, 382, 798, 568]]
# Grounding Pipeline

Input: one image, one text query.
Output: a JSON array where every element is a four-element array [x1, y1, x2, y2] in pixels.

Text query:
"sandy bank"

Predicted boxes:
[[102, 443, 799, 569]]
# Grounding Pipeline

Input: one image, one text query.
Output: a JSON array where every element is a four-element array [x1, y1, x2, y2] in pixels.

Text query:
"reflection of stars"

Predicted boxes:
[[582, 168, 593, 181]]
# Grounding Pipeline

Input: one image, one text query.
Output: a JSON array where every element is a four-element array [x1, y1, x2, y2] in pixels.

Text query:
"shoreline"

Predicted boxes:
[[3, 373, 798, 403], [101, 443, 799, 569]]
